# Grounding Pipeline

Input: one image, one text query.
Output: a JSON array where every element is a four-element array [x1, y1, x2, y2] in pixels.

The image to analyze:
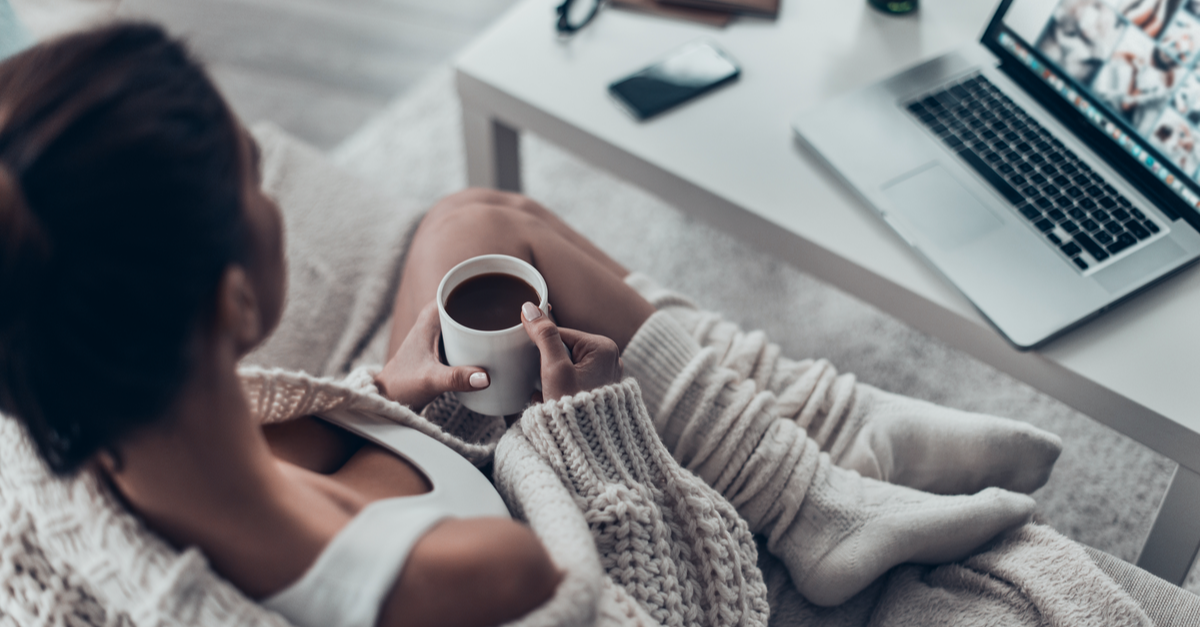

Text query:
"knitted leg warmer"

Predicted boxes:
[[517, 380, 771, 627], [624, 273, 1062, 495], [622, 311, 1035, 607]]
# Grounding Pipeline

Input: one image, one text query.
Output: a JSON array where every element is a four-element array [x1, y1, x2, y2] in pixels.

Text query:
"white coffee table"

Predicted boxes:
[[455, 0, 1200, 584]]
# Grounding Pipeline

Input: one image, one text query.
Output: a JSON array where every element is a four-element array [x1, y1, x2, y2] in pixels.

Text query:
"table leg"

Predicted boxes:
[[462, 105, 522, 192], [1136, 464, 1200, 585]]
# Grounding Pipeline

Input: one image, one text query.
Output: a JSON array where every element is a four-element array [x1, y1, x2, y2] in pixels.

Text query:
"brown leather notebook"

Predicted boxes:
[[610, 0, 735, 27], [659, 0, 779, 18]]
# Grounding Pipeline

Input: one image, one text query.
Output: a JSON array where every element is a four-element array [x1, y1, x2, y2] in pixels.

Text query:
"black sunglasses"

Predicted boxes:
[[556, 0, 604, 34]]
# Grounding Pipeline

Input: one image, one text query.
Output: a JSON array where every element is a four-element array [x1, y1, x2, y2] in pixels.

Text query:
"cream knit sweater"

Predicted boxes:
[[0, 365, 770, 627]]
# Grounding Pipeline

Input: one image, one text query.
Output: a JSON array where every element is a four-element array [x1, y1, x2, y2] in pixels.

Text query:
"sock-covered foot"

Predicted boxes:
[[837, 384, 1063, 495], [622, 274, 1063, 496], [777, 460, 1036, 607]]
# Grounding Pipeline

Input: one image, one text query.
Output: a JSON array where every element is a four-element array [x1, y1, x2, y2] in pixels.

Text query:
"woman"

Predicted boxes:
[[0, 23, 1069, 627]]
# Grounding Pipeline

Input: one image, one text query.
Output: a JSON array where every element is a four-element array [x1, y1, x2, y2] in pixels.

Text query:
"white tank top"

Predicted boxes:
[[262, 407, 510, 627]]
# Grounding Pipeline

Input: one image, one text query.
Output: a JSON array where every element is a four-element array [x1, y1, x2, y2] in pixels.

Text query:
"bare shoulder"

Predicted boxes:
[[377, 517, 560, 627]]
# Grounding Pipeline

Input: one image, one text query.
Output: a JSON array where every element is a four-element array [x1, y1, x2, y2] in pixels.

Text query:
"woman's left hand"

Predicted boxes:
[[521, 302, 622, 403], [374, 301, 489, 411]]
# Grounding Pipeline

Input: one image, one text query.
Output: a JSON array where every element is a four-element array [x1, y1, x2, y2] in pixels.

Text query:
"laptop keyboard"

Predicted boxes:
[[905, 74, 1163, 271]]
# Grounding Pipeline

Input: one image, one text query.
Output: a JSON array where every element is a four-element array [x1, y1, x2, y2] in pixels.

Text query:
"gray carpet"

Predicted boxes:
[[330, 66, 1198, 593]]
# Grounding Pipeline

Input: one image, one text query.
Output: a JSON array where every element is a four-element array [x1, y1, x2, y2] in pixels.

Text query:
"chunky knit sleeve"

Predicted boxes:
[[494, 419, 654, 627], [511, 379, 768, 627], [238, 365, 499, 467]]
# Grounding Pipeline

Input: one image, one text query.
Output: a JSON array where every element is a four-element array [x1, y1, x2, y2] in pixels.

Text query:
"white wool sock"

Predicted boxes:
[[777, 457, 1036, 607], [622, 272, 1063, 496], [837, 384, 1063, 495], [621, 310, 1036, 607]]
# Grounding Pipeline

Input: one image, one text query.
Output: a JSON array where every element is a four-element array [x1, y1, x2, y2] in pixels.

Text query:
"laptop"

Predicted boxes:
[[793, 0, 1200, 348]]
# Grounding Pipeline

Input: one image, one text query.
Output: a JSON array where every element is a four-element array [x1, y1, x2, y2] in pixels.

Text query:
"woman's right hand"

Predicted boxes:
[[374, 301, 490, 411], [520, 302, 622, 403]]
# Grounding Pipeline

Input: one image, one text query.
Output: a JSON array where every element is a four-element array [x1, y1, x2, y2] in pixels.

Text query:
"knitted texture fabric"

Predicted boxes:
[[0, 503, 125, 627], [239, 123, 424, 379], [0, 415, 287, 627], [0, 368, 768, 627], [623, 273, 864, 464], [508, 379, 769, 627], [0, 330, 1160, 627], [622, 272, 1063, 498], [241, 368, 770, 624], [618, 274, 1150, 620], [620, 308, 824, 551], [240, 366, 503, 466]]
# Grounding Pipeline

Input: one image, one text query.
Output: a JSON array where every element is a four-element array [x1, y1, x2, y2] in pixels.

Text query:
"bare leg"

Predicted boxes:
[[447, 189, 629, 278], [388, 189, 655, 358]]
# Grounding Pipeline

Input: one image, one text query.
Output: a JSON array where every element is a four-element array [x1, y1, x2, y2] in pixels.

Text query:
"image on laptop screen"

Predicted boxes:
[[995, 0, 1200, 213]]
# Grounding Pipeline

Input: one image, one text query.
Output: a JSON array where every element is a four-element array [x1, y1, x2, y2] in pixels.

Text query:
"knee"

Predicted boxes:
[[425, 188, 552, 226], [418, 190, 545, 241]]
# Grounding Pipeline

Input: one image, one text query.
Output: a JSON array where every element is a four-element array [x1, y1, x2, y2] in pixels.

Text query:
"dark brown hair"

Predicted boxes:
[[0, 23, 248, 474]]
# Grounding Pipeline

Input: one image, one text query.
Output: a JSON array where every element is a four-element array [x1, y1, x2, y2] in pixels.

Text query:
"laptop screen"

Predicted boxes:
[[989, 0, 1200, 217]]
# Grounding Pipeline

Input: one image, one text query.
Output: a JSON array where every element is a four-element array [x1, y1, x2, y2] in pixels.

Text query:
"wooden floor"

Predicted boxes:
[[118, 0, 522, 149]]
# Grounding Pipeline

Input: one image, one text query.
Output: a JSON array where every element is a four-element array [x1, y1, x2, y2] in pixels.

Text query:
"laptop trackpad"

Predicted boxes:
[[883, 163, 1002, 250]]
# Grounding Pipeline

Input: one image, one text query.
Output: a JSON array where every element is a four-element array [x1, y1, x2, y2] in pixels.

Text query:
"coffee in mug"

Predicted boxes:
[[436, 255, 549, 416], [445, 273, 540, 331]]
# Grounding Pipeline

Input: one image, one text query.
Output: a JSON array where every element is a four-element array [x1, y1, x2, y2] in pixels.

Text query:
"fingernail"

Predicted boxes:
[[469, 372, 490, 389], [522, 302, 542, 321]]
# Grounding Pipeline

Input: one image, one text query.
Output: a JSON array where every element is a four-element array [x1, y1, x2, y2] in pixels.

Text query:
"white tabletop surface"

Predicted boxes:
[[456, 0, 1200, 468]]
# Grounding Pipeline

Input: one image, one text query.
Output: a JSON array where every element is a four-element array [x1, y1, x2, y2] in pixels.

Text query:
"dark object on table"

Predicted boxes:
[[611, 0, 735, 27], [609, 41, 740, 120], [868, 0, 918, 14], [556, 0, 603, 34], [659, 0, 779, 19]]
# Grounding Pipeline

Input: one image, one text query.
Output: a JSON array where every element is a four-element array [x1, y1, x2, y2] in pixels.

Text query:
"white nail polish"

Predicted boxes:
[[469, 372, 489, 389], [522, 302, 542, 321]]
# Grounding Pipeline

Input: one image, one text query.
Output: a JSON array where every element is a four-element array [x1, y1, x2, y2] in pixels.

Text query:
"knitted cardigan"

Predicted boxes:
[[0, 365, 770, 627]]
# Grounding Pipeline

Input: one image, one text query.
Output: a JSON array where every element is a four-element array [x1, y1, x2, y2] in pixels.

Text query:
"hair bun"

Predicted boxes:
[[0, 163, 49, 330]]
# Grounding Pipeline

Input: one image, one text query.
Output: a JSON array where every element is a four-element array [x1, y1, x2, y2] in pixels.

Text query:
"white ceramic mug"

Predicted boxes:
[[436, 255, 549, 416]]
